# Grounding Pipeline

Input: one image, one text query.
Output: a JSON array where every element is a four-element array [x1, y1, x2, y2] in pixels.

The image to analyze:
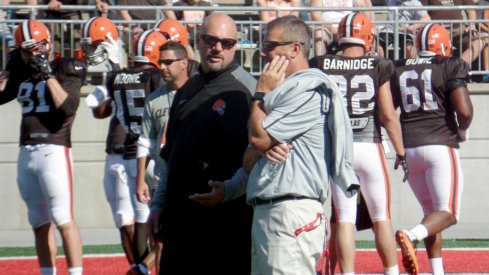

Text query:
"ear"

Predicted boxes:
[[290, 42, 301, 58], [180, 58, 188, 69]]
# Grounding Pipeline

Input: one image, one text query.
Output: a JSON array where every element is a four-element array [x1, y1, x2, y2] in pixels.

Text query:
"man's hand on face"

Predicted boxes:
[[256, 55, 289, 93]]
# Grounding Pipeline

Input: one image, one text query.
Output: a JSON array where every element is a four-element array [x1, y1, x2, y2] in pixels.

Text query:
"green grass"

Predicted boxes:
[[0, 244, 124, 257], [1, 239, 488, 257]]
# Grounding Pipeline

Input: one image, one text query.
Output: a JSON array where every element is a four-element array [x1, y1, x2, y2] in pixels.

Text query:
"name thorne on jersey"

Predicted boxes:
[[114, 72, 144, 84], [322, 58, 374, 70]]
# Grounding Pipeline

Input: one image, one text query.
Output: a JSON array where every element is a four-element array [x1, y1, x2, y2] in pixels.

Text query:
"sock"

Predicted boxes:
[[68, 267, 83, 275], [410, 224, 429, 242], [40, 267, 56, 275], [384, 264, 399, 275], [400, 229, 417, 243], [430, 257, 444, 275]]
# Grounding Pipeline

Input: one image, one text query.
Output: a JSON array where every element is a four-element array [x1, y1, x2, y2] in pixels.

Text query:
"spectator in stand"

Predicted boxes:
[[95, 0, 119, 19], [379, 0, 431, 59], [310, 0, 375, 56], [257, 0, 301, 22], [256, 0, 301, 40], [27, 0, 83, 58], [476, 0, 489, 82], [116, 0, 176, 39], [118, 0, 176, 21], [172, 0, 212, 47], [421, 0, 489, 66], [0, 1, 14, 52]]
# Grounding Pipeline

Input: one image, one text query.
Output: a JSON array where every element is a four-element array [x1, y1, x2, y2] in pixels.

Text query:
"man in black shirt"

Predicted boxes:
[[156, 12, 256, 275]]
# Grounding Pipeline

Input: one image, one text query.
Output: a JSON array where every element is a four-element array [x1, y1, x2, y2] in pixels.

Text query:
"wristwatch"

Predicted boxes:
[[252, 92, 266, 102]]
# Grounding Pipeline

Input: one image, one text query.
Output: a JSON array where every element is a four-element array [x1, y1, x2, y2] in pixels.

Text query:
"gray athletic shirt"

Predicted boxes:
[[246, 69, 359, 204]]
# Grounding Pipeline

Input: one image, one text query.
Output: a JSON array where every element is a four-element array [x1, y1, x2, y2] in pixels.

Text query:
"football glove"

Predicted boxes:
[[100, 32, 120, 64], [457, 128, 469, 142], [85, 85, 109, 108], [29, 53, 54, 80], [394, 153, 409, 182]]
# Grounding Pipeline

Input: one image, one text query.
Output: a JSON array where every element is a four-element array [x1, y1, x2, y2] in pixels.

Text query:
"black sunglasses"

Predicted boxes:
[[200, 34, 237, 49], [158, 58, 183, 66], [262, 41, 305, 53]]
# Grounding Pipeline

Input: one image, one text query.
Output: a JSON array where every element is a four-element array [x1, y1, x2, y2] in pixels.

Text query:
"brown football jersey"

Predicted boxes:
[[105, 116, 126, 155], [390, 56, 470, 148], [312, 55, 395, 143], [3, 57, 86, 147], [106, 65, 164, 159]]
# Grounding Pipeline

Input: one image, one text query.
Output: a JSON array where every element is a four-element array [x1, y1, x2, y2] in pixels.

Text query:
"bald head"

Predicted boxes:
[[201, 13, 237, 37], [197, 13, 238, 73]]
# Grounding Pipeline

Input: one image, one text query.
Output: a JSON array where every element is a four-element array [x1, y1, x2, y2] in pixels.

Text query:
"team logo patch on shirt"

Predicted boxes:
[[212, 100, 226, 116]]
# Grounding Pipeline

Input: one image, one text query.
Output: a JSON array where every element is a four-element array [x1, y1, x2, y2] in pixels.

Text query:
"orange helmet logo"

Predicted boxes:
[[417, 24, 452, 57], [15, 20, 51, 50], [81, 17, 119, 46], [338, 12, 374, 52], [155, 18, 189, 46], [133, 30, 168, 67]]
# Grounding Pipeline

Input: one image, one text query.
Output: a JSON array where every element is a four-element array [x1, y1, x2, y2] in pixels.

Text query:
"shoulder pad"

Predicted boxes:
[[5, 49, 25, 72], [52, 58, 87, 83]]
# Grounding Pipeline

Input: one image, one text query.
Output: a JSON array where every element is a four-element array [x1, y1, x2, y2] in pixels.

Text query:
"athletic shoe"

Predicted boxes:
[[396, 229, 419, 275], [126, 265, 146, 275]]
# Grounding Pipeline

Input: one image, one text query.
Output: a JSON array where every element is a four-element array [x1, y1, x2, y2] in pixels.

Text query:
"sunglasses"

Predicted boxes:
[[200, 34, 237, 49], [158, 58, 183, 66], [262, 41, 304, 53]]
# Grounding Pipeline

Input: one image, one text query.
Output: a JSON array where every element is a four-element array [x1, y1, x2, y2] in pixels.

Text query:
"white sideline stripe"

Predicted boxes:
[[364, 248, 489, 251], [0, 253, 125, 260]]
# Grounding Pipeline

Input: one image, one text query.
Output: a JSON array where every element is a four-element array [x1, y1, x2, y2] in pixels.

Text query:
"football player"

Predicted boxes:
[[390, 23, 473, 275], [95, 28, 167, 275], [81, 16, 141, 272], [155, 18, 195, 60], [0, 20, 86, 275], [311, 12, 406, 275]]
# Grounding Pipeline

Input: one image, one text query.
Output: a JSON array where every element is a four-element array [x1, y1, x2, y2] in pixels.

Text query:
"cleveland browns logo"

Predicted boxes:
[[212, 100, 226, 116]]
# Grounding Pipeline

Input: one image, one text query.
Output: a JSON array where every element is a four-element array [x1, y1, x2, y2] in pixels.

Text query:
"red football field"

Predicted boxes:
[[1, 249, 489, 274]]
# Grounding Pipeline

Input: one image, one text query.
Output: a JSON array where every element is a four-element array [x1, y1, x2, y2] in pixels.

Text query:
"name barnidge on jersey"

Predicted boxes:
[[114, 72, 144, 84], [322, 58, 374, 70], [405, 58, 432, 65]]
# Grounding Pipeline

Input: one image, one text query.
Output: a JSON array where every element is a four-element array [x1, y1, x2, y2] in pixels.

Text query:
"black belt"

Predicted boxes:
[[253, 195, 320, 206]]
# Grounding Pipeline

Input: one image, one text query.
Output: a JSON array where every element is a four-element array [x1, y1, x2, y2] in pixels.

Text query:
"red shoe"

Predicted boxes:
[[396, 230, 419, 275]]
